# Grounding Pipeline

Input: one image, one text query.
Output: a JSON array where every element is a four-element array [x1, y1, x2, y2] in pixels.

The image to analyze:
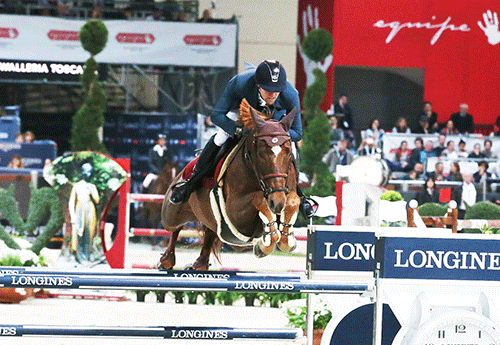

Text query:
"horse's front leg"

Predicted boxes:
[[252, 192, 281, 258], [158, 226, 182, 270], [277, 191, 300, 252]]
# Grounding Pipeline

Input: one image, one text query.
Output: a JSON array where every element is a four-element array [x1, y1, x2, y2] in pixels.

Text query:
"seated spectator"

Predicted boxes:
[[405, 137, 424, 172], [481, 139, 495, 158], [413, 162, 425, 180], [122, 6, 133, 20], [146, 7, 165, 21], [423, 140, 436, 158], [176, 11, 188, 21], [322, 139, 353, 174], [91, 6, 103, 19], [402, 169, 418, 181], [433, 134, 447, 156], [198, 9, 215, 22], [365, 118, 384, 148], [416, 115, 431, 134], [417, 177, 440, 205], [327, 115, 344, 147], [473, 160, 491, 183], [427, 162, 445, 181], [419, 101, 439, 133], [450, 103, 474, 134], [446, 161, 463, 182], [23, 131, 35, 143], [333, 95, 355, 146], [469, 143, 485, 158], [356, 137, 381, 157], [441, 140, 458, 159], [392, 117, 411, 134], [15, 133, 23, 143], [441, 120, 458, 136], [8, 154, 24, 169], [455, 173, 477, 219], [394, 140, 411, 170], [457, 139, 469, 158]]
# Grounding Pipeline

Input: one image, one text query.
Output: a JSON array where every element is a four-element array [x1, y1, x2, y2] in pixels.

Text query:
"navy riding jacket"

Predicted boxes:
[[211, 69, 303, 142]]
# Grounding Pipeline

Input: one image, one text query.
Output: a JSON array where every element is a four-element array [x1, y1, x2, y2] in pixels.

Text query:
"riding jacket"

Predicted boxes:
[[211, 69, 303, 142]]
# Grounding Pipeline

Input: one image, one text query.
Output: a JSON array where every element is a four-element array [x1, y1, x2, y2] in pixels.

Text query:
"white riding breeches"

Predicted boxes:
[[213, 111, 238, 147]]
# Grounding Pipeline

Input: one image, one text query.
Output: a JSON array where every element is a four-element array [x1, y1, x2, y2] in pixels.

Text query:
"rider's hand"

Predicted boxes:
[[235, 127, 250, 137]]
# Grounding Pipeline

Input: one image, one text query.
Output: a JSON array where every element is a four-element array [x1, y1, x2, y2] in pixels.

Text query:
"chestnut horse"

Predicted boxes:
[[159, 104, 300, 270]]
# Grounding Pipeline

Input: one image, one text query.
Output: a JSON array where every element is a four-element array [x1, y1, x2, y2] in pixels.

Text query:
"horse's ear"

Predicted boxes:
[[250, 106, 266, 129], [280, 108, 297, 132]]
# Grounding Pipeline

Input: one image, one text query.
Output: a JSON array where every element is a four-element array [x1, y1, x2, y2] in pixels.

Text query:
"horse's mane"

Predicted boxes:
[[238, 98, 270, 130]]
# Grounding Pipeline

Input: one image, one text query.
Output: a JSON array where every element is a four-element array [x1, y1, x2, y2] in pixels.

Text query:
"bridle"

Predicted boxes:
[[243, 131, 292, 198]]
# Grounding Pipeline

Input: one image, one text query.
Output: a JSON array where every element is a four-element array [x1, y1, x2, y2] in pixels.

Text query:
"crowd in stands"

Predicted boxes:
[[0, 0, 232, 23]]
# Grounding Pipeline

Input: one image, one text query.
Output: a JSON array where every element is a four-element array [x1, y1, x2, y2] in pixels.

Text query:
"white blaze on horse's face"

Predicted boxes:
[[271, 145, 282, 158]]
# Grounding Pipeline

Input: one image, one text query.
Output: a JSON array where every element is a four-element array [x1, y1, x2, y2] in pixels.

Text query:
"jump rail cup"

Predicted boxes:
[[0, 325, 303, 340]]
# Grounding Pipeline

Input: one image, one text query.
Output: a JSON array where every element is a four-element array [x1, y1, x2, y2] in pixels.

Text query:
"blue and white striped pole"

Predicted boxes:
[[0, 325, 303, 340]]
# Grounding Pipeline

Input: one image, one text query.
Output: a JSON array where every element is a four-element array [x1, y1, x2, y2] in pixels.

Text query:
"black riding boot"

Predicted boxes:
[[297, 185, 317, 218], [170, 136, 221, 204]]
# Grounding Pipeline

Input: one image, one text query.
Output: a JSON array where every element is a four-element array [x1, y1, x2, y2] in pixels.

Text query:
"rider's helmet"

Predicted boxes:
[[255, 60, 287, 93]]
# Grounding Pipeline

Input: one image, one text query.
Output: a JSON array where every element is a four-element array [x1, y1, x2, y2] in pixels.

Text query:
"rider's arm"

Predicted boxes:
[[148, 148, 159, 174], [211, 76, 243, 137], [282, 85, 303, 142]]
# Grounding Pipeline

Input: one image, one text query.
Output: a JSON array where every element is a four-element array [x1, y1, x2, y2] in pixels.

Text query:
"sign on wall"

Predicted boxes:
[[0, 15, 237, 67]]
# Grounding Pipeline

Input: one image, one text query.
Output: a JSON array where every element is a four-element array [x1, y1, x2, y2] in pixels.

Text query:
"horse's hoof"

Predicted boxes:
[[253, 244, 272, 258], [277, 242, 297, 253], [157, 262, 173, 271]]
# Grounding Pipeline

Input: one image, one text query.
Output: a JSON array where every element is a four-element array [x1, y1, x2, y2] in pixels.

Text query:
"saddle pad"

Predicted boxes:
[[181, 155, 226, 189]]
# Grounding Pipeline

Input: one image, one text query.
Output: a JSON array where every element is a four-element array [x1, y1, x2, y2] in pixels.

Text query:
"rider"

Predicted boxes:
[[169, 60, 316, 218], [143, 133, 173, 189]]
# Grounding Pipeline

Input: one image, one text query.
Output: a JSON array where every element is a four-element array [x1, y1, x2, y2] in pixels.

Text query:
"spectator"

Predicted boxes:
[[441, 140, 458, 159], [417, 177, 440, 205], [322, 139, 353, 174], [402, 169, 418, 181], [394, 140, 411, 170], [469, 143, 485, 158], [176, 11, 188, 21], [333, 95, 355, 145], [146, 7, 165, 21], [450, 103, 474, 134], [327, 115, 344, 147], [455, 173, 477, 219], [392, 117, 411, 134], [433, 134, 447, 156], [481, 139, 495, 158], [447, 161, 463, 182], [441, 120, 458, 135], [457, 139, 469, 158], [356, 137, 381, 157], [417, 115, 431, 134], [419, 101, 439, 132], [7, 154, 24, 169], [15, 133, 23, 143], [473, 161, 491, 183], [406, 137, 424, 172], [91, 6, 103, 19], [427, 162, 445, 181], [423, 140, 436, 158], [413, 162, 425, 180], [198, 8, 214, 22], [56, 3, 69, 17], [23, 131, 35, 143], [122, 6, 133, 20], [365, 118, 384, 147]]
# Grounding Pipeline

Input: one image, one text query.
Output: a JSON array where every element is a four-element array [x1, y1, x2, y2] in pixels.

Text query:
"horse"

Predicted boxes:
[[159, 103, 300, 270], [141, 161, 178, 230]]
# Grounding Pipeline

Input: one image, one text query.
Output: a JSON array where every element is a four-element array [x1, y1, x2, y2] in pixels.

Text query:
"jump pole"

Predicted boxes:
[[0, 325, 302, 340], [0, 273, 370, 294]]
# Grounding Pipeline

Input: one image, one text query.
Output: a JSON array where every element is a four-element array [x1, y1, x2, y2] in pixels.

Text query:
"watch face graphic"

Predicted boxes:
[[410, 311, 500, 345]]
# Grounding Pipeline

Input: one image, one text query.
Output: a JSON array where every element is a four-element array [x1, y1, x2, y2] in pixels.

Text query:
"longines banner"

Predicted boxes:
[[0, 15, 237, 67]]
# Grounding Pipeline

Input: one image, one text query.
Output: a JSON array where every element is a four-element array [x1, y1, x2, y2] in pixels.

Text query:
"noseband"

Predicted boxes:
[[244, 131, 292, 198]]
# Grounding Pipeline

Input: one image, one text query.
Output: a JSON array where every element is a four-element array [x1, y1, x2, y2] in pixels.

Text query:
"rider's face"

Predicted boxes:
[[258, 87, 280, 105]]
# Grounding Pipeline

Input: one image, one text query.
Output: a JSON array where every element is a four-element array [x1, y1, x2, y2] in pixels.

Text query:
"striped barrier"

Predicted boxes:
[[0, 325, 302, 340]]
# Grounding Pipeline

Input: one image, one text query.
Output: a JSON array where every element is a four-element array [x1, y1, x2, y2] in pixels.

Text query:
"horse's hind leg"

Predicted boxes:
[[158, 226, 182, 270], [192, 227, 220, 271], [277, 192, 300, 252]]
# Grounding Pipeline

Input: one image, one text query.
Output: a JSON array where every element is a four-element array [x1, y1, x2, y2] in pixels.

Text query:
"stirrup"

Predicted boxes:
[[299, 196, 319, 219]]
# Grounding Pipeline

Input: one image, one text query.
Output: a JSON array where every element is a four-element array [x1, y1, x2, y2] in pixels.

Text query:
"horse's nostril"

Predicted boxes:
[[269, 200, 275, 210]]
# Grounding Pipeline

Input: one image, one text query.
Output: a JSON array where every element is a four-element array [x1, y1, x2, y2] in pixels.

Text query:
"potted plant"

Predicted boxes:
[[282, 295, 332, 345], [378, 190, 407, 227], [0, 238, 45, 303]]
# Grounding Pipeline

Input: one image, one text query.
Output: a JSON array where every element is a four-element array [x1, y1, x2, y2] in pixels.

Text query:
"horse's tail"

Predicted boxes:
[[211, 236, 222, 265]]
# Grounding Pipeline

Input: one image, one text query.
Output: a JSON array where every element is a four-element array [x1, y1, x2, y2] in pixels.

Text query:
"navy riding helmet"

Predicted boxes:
[[255, 60, 287, 93]]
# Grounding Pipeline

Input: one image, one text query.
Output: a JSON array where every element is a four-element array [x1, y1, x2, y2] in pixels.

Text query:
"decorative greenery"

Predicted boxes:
[[302, 69, 328, 117], [71, 20, 108, 153], [464, 201, 500, 220], [380, 190, 404, 202], [301, 28, 334, 62], [0, 238, 46, 267], [418, 202, 448, 217], [282, 295, 332, 331], [0, 187, 64, 255]]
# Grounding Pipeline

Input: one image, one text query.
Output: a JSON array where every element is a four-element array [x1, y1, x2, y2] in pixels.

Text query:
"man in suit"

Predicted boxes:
[[450, 103, 474, 134]]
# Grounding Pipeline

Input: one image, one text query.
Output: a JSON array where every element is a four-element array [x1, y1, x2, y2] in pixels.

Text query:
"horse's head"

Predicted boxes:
[[247, 105, 296, 214]]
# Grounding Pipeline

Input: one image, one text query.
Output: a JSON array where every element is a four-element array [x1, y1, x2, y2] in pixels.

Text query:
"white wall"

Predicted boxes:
[[198, 0, 298, 86]]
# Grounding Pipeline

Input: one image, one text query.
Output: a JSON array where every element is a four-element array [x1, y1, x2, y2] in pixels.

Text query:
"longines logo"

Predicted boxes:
[[0, 327, 16, 336], [10, 275, 73, 286], [171, 329, 228, 339], [172, 272, 230, 279], [323, 242, 374, 261], [234, 281, 294, 291], [393, 249, 500, 270]]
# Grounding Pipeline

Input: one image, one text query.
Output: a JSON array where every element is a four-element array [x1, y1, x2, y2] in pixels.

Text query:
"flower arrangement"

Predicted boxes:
[[282, 295, 332, 331], [379, 190, 404, 202], [0, 238, 45, 267]]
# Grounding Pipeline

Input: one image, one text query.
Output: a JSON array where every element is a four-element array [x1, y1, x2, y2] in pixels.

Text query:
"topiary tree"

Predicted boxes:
[[299, 28, 334, 198], [70, 19, 108, 153], [464, 201, 500, 220], [418, 202, 448, 216]]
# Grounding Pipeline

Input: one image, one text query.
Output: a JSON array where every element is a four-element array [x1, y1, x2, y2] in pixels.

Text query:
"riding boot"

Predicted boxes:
[[170, 136, 221, 204], [297, 185, 318, 219]]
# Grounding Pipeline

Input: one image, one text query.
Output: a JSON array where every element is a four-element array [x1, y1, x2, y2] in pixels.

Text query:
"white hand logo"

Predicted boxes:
[[297, 5, 333, 87], [478, 10, 500, 45]]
